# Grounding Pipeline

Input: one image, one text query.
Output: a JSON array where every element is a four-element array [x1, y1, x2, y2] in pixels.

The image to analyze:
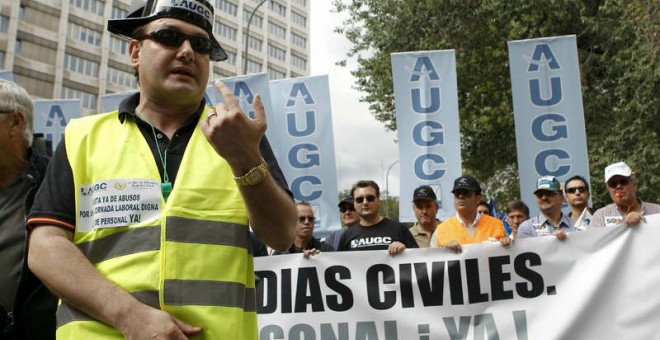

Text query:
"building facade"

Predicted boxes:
[[0, 0, 310, 114]]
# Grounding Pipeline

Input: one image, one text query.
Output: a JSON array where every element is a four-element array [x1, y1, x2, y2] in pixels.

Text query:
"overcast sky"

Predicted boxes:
[[308, 1, 401, 197]]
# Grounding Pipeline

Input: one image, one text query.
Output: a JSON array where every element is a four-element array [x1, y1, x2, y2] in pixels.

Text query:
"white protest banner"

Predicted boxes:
[[268, 75, 340, 236], [255, 214, 660, 339], [508, 35, 590, 215], [33, 99, 81, 153], [391, 51, 462, 222]]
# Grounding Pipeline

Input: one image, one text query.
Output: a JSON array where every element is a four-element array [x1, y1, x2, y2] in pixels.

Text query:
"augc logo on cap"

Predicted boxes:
[[167, 0, 213, 22]]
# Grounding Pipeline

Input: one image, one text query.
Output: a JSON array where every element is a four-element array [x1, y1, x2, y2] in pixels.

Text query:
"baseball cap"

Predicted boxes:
[[451, 176, 481, 194], [534, 176, 561, 194], [337, 195, 353, 208], [604, 162, 633, 183], [107, 0, 228, 61], [412, 185, 437, 202]]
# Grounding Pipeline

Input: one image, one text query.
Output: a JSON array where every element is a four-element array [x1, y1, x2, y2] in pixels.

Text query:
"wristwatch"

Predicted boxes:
[[233, 159, 269, 186]]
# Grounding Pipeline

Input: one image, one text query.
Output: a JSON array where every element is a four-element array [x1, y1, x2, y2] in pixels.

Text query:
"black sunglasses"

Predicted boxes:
[[339, 206, 355, 213], [136, 29, 214, 55], [566, 186, 588, 194], [608, 178, 630, 188], [355, 195, 377, 204], [297, 215, 315, 223], [534, 191, 558, 199]]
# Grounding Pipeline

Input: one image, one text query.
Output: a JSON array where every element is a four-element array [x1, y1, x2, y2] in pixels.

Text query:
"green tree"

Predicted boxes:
[[333, 0, 659, 208]]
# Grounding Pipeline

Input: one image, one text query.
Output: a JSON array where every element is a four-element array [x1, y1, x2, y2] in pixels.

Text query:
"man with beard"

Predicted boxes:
[[518, 176, 575, 240], [337, 180, 418, 255], [592, 162, 660, 228]]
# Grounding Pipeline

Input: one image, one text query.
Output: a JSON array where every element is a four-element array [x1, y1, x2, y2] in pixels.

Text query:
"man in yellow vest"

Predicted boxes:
[[430, 176, 511, 253], [25, 0, 296, 338]]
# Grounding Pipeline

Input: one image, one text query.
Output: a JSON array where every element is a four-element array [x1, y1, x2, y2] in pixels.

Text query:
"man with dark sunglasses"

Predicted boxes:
[[337, 180, 418, 254], [518, 176, 575, 240], [322, 196, 360, 251], [430, 176, 510, 252], [563, 175, 594, 228], [274, 202, 334, 257], [592, 162, 660, 228], [25, 1, 295, 339]]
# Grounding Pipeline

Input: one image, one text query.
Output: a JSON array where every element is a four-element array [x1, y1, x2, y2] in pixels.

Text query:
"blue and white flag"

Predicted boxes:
[[391, 50, 462, 222], [33, 99, 81, 153], [269, 75, 340, 237], [508, 35, 590, 216], [100, 91, 137, 113]]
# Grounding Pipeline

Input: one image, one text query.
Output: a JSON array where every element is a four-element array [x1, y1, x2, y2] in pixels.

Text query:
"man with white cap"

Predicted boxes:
[[517, 176, 575, 240], [25, 0, 296, 338], [592, 162, 660, 228]]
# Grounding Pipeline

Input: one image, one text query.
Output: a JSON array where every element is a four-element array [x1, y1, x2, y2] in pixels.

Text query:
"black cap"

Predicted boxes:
[[338, 195, 353, 208], [107, 0, 228, 61], [412, 185, 437, 202], [451, 175, 481, 194]]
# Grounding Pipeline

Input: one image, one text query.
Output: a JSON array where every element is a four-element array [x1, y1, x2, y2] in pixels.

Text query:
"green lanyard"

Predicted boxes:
[[136, 110, 172, 202]]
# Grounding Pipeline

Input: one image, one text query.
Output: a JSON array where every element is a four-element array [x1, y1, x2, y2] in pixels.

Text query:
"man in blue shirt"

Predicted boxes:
[[518, 176, 575, 240]]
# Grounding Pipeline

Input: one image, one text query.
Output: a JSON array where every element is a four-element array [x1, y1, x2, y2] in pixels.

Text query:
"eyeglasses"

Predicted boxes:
[[339, 206, 355, 213], [355, 195, 377, 204], [136, 29, 214, 55], [534, 191, 558, 199], [607, 178, 630, 188], [297, 215, 315, 223], [566, 186, 588, 194]]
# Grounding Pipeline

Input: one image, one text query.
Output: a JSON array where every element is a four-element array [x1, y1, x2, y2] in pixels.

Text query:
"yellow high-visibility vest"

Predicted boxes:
[[58, 109, 256, 339]]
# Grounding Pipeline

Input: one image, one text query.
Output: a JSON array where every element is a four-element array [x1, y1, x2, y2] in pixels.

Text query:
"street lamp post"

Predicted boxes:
[[243, 0, 270, 75], [384, 160, 399, 217]]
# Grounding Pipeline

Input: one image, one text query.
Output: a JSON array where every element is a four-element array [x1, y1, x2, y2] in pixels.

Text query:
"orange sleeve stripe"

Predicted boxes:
[[26, 217, 75, 231]]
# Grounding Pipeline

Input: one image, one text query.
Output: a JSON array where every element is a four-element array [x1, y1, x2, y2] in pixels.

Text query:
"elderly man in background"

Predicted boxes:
[[322, 195, 359, 250], [409, 185, 441, 248], [592, 162, 660, 228], [0, 79, 56, 339]]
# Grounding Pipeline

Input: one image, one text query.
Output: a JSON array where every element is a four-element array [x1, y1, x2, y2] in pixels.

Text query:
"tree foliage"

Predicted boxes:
[[333, 0, 659, 208]]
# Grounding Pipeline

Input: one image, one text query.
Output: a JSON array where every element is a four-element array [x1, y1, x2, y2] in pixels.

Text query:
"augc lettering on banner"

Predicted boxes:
[[527, 44, 570, 177], [410, 56, 446, 181], [286, 83, 323, 201]]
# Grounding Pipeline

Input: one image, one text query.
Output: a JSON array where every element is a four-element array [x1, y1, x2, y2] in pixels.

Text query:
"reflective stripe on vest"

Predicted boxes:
[[61, 109, 256, 339]]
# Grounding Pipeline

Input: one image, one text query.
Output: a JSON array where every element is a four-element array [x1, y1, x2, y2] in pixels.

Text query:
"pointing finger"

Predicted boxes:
[[214, 80, 239, 112], [252, 94, 266, 127]]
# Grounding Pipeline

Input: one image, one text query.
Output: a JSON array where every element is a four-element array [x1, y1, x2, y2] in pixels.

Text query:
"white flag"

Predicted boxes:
[[574, 207, 593, 230]]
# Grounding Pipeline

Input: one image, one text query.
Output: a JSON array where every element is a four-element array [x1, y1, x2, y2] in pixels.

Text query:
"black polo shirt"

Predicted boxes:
[[28, 93, 290, 230]]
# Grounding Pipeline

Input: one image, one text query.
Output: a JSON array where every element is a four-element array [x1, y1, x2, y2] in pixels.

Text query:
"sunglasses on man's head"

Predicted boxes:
[[607, 178, 630, 188], [566, 186, 588, 194], [355, 195, 376, 204], [339, 206, 355, 213], [136, 29, 214, 55], [297, 215, 315, 223]]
